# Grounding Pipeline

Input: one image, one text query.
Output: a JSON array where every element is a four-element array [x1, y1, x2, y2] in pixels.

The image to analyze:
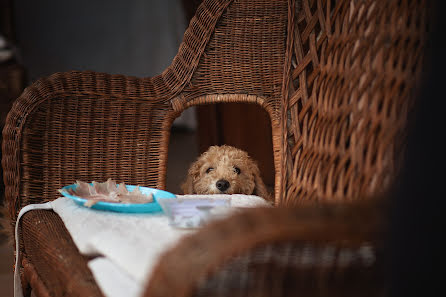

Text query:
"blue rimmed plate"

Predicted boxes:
[[59, 184, 176, 213]]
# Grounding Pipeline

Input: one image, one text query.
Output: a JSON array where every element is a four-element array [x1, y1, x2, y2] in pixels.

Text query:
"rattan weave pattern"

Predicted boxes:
[[193, 242, 384, 297], [21, 210, 102, 297], [2, 0, 235, 221], [175, 0, 290, 201], [144, 0, 428, 296], [145, 199, 386, 297], [2, 72, 176, 221], [2, 0, 428, 218], [281, 0, 427, 205], [181, 0, 287, 115]]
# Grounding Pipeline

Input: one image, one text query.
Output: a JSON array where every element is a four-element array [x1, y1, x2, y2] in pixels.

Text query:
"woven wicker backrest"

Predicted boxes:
[[279, 0, 427, 206], [179, 0, 287, 111], [2, 0, 290, 219], [173, 0, 428, 205], [2, 0, 428, 220], [170, 0, 289, 203], [1, 0, 229, 217], [4, 73, 175, 211]]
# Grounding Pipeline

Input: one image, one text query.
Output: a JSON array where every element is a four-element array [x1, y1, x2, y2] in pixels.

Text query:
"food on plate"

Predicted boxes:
[[59, 178, 154, 207]]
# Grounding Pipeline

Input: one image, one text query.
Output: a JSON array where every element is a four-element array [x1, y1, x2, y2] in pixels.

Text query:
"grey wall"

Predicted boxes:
[[14, 0, 187, 81]]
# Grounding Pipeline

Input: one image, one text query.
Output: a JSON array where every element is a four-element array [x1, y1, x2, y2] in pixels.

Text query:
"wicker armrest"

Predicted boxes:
[[189, 242, 384, 297], [1, 70, 177, 225], [144, 199, 386, 297], [20, 209, 102, 297]]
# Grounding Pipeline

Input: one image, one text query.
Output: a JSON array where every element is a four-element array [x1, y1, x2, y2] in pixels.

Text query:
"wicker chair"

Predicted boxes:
[[2, 0, 428, 296]]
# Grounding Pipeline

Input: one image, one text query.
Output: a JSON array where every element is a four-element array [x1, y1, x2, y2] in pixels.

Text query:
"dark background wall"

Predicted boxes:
[[14, 0, 187, 80]]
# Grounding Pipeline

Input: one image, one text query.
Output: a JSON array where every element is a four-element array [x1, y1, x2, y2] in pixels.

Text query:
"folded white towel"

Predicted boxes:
[[14, 194, 269, 297], [51, 197, 190, 286]]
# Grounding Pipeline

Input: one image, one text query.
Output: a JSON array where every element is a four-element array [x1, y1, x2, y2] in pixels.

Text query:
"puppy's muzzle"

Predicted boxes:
[[216, 179, 230, 192]]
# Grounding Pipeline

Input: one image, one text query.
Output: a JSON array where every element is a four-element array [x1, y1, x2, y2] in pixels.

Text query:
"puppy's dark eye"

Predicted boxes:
[[233, 167, 241, 175], [206, 167, 214, 174]]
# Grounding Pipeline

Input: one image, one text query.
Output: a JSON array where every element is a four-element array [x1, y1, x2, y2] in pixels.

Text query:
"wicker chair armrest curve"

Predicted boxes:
[[20, 209, 103, 297], [3, 70, 171, 143], [1, 71, 172, 221], [145, 199, 386, 297]]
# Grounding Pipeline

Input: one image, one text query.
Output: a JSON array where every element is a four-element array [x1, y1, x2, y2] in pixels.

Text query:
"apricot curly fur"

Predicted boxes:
[[181, 145, 270, 200]]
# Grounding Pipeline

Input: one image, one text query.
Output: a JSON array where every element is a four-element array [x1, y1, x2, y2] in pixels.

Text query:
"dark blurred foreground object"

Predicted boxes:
[[389, 1, 445, 296], [1, 0, 431, 296]]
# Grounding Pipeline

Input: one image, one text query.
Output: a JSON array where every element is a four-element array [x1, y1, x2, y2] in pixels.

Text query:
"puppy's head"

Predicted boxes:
[[181, 145, 270, 199]]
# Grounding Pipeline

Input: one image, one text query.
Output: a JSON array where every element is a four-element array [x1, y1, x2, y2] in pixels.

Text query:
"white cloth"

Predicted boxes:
[[14, 194, 269, 297]]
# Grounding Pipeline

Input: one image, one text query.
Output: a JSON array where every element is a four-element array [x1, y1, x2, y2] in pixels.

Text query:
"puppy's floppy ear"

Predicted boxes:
[[181, 159, 203, 194], [252, 163, 272, 202]]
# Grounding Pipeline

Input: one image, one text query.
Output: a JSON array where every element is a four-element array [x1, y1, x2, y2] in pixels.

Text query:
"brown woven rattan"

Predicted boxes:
[[280, 0, 427, 205], [144, 0, 428, 296], [1, 0, 428, 296], [145, 199, 387, 297]]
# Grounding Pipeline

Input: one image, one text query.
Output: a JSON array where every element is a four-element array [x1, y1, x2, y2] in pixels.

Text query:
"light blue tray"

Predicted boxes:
[[60, 184, 176, 213]]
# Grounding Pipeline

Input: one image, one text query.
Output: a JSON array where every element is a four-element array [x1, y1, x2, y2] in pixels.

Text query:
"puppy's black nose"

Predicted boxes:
[[216, 179, 230, 192]]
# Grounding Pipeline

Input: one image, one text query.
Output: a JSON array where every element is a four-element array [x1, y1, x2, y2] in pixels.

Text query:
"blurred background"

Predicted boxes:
[[0, 1, 274, 295]]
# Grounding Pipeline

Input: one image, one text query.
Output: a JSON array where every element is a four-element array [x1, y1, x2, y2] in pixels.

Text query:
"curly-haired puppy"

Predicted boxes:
[[181, 145, 270, 200]]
